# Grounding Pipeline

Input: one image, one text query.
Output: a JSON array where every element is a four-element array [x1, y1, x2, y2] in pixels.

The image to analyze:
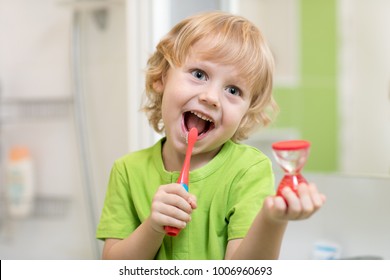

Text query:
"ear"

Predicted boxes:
[[152, 79, 164, 93]]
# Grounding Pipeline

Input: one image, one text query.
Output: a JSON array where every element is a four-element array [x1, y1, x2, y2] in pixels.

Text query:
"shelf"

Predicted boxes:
[[0, 98, 73, 122], [0, 195, 72, 219]]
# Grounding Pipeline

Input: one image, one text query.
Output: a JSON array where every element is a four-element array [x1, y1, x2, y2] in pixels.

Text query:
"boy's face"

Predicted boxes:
[[157, 43, 251, 157]]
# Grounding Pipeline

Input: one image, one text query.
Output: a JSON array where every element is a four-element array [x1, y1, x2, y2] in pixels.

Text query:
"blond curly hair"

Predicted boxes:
[[143, 11, 278, 142]]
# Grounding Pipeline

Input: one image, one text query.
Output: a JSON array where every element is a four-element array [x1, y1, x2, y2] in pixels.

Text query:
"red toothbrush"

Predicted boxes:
[[164, 127, 198, 236]]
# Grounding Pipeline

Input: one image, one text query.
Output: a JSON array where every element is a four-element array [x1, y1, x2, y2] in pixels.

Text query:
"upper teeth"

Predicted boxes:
[[191, 111, 213, 122]]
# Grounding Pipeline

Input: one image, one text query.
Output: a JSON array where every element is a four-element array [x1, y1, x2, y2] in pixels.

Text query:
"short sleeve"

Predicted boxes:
[[96, 161, 140, 240], [226, 158, 275, 240]]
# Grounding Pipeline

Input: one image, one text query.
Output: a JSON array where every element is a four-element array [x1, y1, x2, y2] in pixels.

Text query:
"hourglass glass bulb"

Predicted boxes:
[[272, 140, 310, 197]]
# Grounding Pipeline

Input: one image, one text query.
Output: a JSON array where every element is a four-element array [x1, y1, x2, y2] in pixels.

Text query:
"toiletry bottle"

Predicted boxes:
[[6, 146, 35, 218]]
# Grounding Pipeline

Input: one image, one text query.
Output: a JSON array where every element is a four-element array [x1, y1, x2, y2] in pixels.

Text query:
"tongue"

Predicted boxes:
[[186, 113, 207, 134]]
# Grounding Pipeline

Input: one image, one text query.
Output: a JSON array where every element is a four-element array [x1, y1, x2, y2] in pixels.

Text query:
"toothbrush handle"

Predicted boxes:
[[164, 127, 196, 237], [164, 226, 180, 236], [164, 183, 188, 236]]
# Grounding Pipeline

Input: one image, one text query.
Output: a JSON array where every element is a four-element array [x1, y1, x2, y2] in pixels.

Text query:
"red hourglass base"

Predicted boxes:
[[276, 174, 308, 197]]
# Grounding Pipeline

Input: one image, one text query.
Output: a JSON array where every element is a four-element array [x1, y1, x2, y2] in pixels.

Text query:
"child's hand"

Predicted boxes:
[[149, 183, 197, 234], [263, 183, 326, 223]]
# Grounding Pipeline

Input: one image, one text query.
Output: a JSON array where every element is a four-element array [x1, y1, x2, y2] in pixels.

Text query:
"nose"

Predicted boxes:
[[198, 87, 220, 108]]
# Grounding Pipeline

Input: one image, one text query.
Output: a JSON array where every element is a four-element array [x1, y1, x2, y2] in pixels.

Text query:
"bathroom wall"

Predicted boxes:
[[279, 173, 390, 259], [239, 1, 390, 260], [0, 0, 128, 259], [247, 136, 390, 260], [76, 1, 129, 216], [271, 0, 338, 173], [338, 0, 390, 176], [1, 0, 389, 260]]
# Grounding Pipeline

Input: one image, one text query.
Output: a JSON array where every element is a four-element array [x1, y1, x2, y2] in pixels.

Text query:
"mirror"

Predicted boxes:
[[156, 0, 390, 176]]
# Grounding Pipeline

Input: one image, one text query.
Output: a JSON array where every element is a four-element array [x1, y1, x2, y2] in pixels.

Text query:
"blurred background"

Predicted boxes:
[[0, 0, 389, 259]]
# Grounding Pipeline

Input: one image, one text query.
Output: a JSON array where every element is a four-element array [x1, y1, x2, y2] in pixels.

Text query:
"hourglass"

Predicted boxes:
[[271, 140, 311, 196]]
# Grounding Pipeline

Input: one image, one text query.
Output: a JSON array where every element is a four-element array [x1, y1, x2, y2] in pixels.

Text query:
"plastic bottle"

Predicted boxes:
[[6, 146, 35, 218], [312, 241, 341, 260]]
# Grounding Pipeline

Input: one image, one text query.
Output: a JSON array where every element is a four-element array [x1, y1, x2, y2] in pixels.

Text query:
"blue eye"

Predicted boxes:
[[226, 86, 241, 96], [191, 69, 207, 81]]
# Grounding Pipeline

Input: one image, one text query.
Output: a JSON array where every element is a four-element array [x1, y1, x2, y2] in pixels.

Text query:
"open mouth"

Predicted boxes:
[[183, 111, 215, 137]]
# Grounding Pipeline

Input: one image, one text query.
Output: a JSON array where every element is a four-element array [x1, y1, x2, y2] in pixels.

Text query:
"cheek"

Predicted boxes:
[[160, 88, 183, 123], [227, 110, 250, 136], [161, 95, 173, 123], [225, 101, 249, 123], [222, 112, 246, 134], [237, 113, 249, 130]]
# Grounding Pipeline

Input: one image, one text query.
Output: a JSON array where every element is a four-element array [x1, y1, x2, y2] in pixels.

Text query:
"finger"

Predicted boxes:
[[273, 196, 288, 218], [164, 205, 192, 224], [167, 184, 198, 210], [187, 194, 197, 209], [163, 183, 191, 197], [157, 212, 188, 229], [150, 207, 187, 231], [173, 185, 198, 210], [264, 195, 287, 220], [282, 187, 302, 219], [157, 202, 192, 224], [301, 183, 326, 212], [158, 184, 193, 213], [308, 183, 326, 208], [297, 183, 327, 219], [296, 184, 316, 218], [263, 196, 275, 209], [166, 194, 193, 214], [170, 184, 198, 211]]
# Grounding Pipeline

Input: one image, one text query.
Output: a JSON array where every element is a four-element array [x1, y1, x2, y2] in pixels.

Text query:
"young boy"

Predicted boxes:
[[96, 11, 325, 260]]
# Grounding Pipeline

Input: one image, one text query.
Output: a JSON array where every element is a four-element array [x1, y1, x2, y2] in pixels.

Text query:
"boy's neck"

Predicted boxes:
[[161, 139, 222, 172]]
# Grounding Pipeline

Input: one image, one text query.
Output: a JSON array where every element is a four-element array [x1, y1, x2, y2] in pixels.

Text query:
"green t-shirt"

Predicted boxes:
[[96, 138, 275, 259]]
